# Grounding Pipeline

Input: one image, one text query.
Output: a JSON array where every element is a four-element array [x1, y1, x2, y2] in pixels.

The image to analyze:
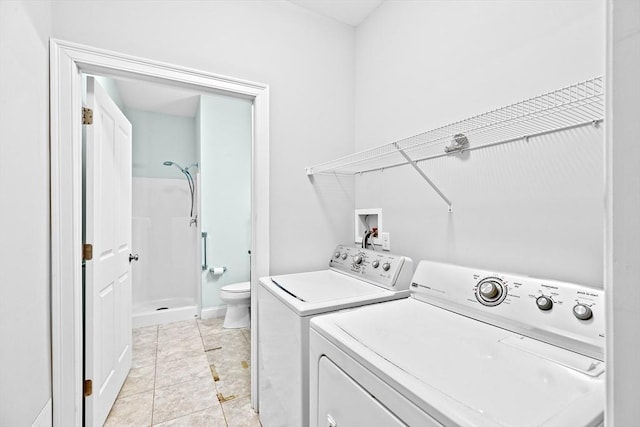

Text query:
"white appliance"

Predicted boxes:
[[310, 260, 605, 427], [258, 244, 414, 427]]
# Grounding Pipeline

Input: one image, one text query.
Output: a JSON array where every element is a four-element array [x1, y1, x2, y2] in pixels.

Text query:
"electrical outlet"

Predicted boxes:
[[381, 232, 391, 251]]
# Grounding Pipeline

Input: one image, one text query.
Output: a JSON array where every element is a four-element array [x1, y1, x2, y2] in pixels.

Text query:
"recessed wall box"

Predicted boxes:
[[355, 208, 382, 246]]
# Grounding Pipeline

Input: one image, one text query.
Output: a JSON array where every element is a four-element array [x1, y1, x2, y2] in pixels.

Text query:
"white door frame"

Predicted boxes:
[[50, 39, 270, 427]]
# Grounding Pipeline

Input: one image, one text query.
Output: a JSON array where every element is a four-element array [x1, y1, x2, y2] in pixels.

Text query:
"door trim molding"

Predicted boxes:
[[50, 39, 270, 426]]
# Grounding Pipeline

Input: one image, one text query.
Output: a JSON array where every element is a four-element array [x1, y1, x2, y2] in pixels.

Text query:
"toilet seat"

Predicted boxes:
[[221, 281, 250, 293]]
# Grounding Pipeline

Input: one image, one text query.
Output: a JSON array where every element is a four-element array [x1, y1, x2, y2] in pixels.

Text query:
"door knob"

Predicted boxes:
[[129, 253, 139, 263]]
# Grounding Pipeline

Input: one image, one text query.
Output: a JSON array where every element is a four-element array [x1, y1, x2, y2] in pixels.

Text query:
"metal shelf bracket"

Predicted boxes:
[[394, 143, 453, 212]]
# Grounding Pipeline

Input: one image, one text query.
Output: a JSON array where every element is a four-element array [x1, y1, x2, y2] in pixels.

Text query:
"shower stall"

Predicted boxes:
[[129, 106, 201, 327], [130, 92, 252, 327]]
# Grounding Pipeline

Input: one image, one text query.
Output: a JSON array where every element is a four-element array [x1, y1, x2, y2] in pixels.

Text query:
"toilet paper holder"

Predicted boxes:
[[209, 266, 227, 275]]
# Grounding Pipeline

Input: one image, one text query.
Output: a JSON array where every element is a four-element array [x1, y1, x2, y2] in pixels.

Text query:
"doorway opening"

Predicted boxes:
[[51, 39, 269, 427]]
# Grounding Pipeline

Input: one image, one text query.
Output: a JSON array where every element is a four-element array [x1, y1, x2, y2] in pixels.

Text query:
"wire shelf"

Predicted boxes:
[[306, 76, 604, 177]]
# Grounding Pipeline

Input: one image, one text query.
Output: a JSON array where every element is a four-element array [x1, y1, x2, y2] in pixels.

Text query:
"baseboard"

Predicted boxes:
[[200, 305, 227, 319], [32, 398, 52, 427]]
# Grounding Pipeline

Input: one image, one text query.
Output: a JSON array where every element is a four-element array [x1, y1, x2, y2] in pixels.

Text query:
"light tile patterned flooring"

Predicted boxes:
[[105, 317, 261, 427]]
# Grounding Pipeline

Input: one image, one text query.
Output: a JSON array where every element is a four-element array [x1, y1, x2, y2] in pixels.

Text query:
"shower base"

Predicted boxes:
[[132, 297, 199, 328]]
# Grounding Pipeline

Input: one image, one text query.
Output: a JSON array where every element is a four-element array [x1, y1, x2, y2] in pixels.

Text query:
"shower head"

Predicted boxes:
[[163, 160, 186, 172], [163, 160, 196, 218]]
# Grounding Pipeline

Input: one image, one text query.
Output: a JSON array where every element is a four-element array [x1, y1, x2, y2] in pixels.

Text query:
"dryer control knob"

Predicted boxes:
[[341, 253, 348, 260], [372, 260, 380, 268], [382, 262, 391, 271], [334, 252, 340, 259], [573, 304, 593, 321], [536, 296, 553, 311], [354, 255, 364, 265]]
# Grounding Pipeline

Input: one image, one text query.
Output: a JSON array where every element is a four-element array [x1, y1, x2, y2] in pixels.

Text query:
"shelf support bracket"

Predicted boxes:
[[394, 143, 453, 212]]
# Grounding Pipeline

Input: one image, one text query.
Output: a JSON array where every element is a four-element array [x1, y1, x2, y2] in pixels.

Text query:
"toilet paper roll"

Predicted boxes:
[[210, 267, 226, 276]]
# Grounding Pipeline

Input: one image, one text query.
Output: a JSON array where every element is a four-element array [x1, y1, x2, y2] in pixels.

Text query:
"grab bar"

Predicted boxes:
[[201, 231, 208, 271]]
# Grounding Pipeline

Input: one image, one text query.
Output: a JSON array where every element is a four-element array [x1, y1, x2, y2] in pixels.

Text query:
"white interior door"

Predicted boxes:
[[84, 76, 133, 427]]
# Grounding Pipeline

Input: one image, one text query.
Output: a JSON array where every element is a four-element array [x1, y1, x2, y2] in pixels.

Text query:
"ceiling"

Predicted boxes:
[[288, 0, 384, 27], [115, 78, 201, 118]]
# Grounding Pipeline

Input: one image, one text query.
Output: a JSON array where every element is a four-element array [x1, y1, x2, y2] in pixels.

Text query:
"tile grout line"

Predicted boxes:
[[151, 325, 158, 426], [199, 319, 233, 427]]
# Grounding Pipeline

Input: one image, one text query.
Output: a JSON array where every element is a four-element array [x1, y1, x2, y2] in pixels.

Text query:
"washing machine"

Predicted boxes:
[[310, 260, 605, 427], [257, 244, 413, 427]]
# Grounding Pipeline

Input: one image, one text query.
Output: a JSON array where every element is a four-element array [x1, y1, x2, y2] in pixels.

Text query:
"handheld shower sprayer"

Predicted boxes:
[[163, 160, 198, 224]]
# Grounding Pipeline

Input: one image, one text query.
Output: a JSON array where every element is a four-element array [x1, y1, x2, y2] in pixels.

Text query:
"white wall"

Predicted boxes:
[[606, 0, 640, 423], [200, 94, 252, 308], [52, 0, 357, 275], [354, 1, 605, 287], [0, 1, 52, 425]]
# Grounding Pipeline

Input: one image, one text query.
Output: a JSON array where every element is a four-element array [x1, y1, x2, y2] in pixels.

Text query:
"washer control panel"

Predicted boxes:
[[329, 245, 413, 290], [410, 260, 605, 359], [475, 276, 507, 306]]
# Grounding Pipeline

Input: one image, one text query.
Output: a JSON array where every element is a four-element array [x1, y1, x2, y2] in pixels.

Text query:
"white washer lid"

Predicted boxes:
[[270, 270, 382, 302], [222, 281, 250, 293], [259, 270, 408, 316], [312, 298, 605, 427]]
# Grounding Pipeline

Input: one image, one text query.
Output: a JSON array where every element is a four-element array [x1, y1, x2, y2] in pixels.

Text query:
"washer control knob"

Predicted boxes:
[[573, 304, 593, 321], [334, 252, 341, 259], [341, 253, 348, 260], [475, 277, 506, 306], [382, 262, 391, 271], [354, 255, 364, 265], [372, 260, 380, 268], [536, 296, 553, 311], [479, 281, 500, 300]]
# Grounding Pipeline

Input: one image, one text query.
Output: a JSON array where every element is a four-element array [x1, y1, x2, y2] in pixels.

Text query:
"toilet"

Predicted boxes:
[[219, 281, 251, 329]]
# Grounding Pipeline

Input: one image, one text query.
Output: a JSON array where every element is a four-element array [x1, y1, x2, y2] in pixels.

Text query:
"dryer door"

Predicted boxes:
[[317, 356, 408, 427]]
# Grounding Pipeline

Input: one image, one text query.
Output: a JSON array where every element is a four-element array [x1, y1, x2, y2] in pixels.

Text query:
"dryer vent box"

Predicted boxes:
[[355, 209, 382, 245]]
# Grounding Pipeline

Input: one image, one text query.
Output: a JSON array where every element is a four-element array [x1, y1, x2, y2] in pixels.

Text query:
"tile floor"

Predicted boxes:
[[105, 317, 261, 427]]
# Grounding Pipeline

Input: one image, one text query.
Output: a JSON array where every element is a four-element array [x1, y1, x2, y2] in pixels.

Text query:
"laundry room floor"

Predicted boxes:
[[104, 317, 260, 427]]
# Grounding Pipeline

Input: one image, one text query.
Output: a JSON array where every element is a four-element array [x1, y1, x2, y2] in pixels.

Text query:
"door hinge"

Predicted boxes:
[[84, 379, 93, 397], [83, 244, 93, 261], [82, 107, 93, 125]]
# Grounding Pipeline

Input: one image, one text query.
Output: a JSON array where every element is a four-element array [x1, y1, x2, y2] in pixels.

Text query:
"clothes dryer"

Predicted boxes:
[[310, 260, 605, 427]]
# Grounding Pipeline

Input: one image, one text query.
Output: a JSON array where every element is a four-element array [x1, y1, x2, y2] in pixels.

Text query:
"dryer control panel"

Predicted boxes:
[[329, 245, 413, 291], [410, 260, 605, 361]]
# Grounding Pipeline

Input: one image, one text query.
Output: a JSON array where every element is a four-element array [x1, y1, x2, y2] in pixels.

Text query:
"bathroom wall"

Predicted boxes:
[[82, 74, 125, 110], [128, 108, 200, 309], [353, 0, 605, 287], [127, 109, 198, 179], [199, 94, 252, 309], [0, 1, 53, 426]]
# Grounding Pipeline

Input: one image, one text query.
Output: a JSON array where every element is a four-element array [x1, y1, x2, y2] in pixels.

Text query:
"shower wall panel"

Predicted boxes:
[[132, 177, 199, 308]]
